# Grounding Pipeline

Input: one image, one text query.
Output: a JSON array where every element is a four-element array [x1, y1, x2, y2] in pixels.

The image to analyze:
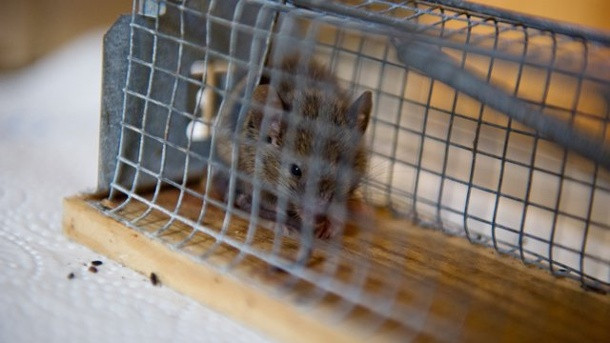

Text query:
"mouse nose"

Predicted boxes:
[[302, 186, 333, 216], [318, 178, 334, 199], [319, 179, 336, 200], [302, 199, 330, 218]]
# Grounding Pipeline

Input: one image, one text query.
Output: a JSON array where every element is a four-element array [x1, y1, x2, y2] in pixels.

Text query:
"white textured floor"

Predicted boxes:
[[0, 29, 271, 343]]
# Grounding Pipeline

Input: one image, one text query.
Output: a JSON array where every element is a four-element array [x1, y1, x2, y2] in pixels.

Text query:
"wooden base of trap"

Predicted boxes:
[[63, 192, 610, 343]]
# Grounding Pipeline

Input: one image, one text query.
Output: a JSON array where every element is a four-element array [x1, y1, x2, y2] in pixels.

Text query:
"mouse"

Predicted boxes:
[[211, 53, 372, 240]]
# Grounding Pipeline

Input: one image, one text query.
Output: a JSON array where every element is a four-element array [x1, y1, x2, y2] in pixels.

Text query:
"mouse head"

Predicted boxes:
[[242, 82, 372, 219]]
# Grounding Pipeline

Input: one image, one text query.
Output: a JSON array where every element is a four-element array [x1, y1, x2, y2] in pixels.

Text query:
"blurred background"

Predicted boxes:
[[0, 0, 130, 70], [1, 0, 608, 71]]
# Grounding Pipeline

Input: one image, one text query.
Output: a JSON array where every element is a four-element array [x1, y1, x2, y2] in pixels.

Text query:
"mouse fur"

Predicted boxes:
[[212, 54, 372, 239]]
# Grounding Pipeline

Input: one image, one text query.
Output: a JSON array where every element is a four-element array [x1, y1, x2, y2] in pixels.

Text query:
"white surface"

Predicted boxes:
[[0, 29, 271, 343]]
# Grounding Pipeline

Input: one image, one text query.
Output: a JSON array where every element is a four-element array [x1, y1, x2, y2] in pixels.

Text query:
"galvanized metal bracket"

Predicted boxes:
[[98, 1, 279, 193]]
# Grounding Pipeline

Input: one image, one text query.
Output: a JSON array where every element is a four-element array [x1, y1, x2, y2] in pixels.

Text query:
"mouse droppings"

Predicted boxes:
[[91, 260, 103, 266], [150, 272, 159, 286], [88, 266, 98, 273], [67, 272, 75, 280]]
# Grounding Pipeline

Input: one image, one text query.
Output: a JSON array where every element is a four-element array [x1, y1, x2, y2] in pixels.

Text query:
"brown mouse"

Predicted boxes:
[[211, 54, 372, 239]]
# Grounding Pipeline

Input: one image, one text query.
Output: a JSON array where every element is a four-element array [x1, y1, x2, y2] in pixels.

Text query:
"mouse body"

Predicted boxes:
[[212, 54, 372, 239]]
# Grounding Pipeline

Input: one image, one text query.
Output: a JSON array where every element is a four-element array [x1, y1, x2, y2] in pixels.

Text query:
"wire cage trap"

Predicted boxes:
[[64, 0, 610, 341]]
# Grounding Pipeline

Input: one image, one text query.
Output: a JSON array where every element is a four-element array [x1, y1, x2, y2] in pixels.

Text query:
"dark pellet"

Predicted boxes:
[[88, 266, 98, 273], [67, 272, 75, 280], [91, 260, 103, 266], [150, 272, 159, 286]]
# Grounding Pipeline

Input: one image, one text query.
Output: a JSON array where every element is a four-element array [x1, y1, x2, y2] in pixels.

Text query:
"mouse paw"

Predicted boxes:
[[314, 217, 337, 240], [235, 193, 253, 212], [273, 223, 292, 236]]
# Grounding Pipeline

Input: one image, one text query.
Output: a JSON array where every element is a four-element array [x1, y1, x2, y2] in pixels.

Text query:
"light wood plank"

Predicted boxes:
[[63, 191, 610, 342]]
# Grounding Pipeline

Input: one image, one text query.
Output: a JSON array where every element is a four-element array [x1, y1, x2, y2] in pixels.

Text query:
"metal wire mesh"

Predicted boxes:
[[98, 0, 609, 338]]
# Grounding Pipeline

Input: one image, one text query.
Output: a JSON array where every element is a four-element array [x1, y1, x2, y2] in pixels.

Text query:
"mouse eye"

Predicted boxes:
[[290, 164, 302, 178]]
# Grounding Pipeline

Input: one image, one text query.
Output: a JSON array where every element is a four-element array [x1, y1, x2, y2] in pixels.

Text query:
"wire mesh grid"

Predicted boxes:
[[98, 0, 610, 337]]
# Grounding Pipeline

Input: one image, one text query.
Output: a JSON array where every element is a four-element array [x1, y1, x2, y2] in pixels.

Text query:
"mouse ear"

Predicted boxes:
[[251, 84, 284, 146], [347, 90, 372, 133]]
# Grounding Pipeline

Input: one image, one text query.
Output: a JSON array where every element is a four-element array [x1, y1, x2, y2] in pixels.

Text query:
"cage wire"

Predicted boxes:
[[98, 0, 610, 338]]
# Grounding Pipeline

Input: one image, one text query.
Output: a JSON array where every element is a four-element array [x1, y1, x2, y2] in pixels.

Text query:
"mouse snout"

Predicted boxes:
[[318, 178, 333, 195], [301, 197, 330, 216], [300, 190, 332, 217]]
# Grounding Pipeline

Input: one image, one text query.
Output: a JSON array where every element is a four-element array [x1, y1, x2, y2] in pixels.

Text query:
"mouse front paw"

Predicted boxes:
[[314, 216, 338, 240], [273, 223, 292, 236], [234, 192, 253, 212]]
